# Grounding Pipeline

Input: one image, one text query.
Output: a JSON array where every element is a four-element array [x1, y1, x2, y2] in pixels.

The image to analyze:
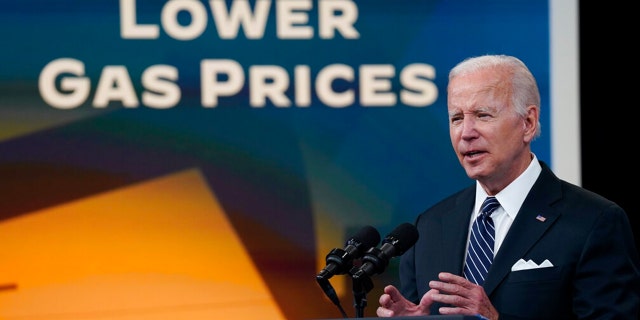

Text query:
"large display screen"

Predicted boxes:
[[0, 1, 577, 319]]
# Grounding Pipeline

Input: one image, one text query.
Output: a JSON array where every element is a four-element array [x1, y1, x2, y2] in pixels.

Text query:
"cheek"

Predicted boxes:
[[500, 123, 526, 145], [450, 128, 461, 145]]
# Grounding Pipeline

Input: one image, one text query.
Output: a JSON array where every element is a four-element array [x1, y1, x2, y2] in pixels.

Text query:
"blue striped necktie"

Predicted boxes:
[[464, 196, 500, 285]]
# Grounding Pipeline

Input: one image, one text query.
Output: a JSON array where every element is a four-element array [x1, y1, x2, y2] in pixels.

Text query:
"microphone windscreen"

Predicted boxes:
[[349, 225, 381, 250], [385, 222, 419, 255]]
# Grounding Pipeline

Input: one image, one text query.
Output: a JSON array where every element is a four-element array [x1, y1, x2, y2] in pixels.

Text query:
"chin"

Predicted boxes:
[[463, 167, 484, 181]]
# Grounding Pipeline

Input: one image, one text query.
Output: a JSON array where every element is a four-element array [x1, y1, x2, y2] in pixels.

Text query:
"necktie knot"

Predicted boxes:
[[481, 196, 500, 217]]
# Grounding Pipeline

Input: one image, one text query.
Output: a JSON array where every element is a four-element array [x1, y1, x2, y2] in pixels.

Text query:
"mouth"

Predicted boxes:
[[463, 150, 485, 159]]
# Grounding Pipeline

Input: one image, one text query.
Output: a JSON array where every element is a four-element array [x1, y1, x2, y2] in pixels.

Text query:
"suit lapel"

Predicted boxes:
[[442, 187, 476, 274], [483, 163, 562, 295]]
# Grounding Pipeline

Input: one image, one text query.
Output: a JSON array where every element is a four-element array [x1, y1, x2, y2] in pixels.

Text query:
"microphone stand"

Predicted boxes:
[[350, 266, 374, 318]]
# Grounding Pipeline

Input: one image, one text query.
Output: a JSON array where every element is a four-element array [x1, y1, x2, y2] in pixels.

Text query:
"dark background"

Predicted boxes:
[[579, 4, 638, 253]]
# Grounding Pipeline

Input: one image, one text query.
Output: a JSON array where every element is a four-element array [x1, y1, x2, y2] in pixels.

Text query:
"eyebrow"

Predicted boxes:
[[448, 107, 495, 118]]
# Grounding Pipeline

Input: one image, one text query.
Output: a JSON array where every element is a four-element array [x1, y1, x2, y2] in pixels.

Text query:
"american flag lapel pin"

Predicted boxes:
[[536, 214, 547, 222]]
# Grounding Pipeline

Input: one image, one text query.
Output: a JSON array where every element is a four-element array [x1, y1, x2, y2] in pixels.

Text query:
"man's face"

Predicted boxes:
[[447, 69, 535, 192]]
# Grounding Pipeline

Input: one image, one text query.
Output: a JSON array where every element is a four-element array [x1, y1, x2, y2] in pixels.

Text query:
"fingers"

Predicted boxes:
[[427, 272, 494, 317], [430, 272, 475, 294], [378, 285, 434, 317], [376, 305, 395, 317], [384, 284, 402, 300], [379, 284, 406, 306], [378, 292, 391, 306], [438, 272, 473, 286], [378, 285, 398, 308], [377, 285, 400, 317], [419, 288, 438, 307]]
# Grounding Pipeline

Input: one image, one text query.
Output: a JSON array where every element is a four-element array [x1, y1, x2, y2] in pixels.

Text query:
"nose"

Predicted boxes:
[[460, 117, 478, 140]]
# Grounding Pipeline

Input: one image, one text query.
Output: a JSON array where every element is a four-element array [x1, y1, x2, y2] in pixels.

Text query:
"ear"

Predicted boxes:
[[523, 105, 539, 142]]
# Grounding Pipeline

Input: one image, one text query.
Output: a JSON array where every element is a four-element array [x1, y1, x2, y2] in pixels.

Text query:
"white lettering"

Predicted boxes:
[[210, 0, 270, 39], [319, 0, 359, 39], [142, 65, 181, 109], [120, 0, 159, 39], [277, 0, 313, 39], [39, 58, 91, 109], [400, 63, 437, 107], [120, 0, 359, 40], [360, 65, 395, 107], [201, 59, 245, 107], [250, 65, 291, 107], [162, 0, 208, 40], [316, 64, 354, 108], [294, 65, 311, 107], [93, 66, 139, 108], [39, 59, 184, 109]]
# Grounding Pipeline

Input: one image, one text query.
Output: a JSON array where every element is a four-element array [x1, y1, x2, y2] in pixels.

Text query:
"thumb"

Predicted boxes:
[[418, 289, 438, 310]]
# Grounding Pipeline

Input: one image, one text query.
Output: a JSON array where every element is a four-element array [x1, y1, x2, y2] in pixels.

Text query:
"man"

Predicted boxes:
[[376, 55, 640, 319]]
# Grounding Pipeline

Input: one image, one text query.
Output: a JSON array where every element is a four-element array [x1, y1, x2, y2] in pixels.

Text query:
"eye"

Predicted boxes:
[[477, 112, 493, 120]]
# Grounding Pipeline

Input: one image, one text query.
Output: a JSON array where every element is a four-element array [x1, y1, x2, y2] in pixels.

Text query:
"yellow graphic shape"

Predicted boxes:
[[0, 168, 285, 320]]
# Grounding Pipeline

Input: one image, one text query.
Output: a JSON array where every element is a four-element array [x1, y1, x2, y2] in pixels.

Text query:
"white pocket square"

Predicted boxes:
[[511, 258, 553, 271]]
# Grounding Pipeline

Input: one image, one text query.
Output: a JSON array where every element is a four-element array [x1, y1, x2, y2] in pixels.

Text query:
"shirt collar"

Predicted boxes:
[[474, 153, 542, 219]]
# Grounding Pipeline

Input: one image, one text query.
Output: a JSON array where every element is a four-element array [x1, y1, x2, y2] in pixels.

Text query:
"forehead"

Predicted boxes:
[[447, 72, 510, 111]]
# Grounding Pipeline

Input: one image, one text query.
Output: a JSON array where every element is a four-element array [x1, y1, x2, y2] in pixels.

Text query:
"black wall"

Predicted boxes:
[[579, 4, 638, 252]]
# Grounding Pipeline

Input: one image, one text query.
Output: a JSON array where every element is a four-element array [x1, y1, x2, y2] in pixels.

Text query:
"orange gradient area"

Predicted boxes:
[[0, 168, 285, 320]]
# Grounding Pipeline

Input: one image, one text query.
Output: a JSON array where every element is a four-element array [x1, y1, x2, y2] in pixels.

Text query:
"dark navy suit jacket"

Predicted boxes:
[[399, 161, 640, 319]]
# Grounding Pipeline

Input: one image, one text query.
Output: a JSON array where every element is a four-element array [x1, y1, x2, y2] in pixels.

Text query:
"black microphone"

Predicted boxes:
[[351, 222, 419, 280], [316, 225, 381, 281]]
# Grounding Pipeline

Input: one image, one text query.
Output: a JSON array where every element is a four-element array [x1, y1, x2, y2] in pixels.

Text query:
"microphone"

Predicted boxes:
[[316, 225, 381, 281], [351, 222, 419, 280]]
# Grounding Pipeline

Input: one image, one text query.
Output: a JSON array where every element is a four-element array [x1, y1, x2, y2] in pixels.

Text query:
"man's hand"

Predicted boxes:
[[376, 284, 435, 317], [428, 272, 499, 320]]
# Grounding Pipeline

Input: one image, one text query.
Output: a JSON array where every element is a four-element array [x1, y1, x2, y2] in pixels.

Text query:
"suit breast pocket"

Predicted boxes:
[[498, 266, 572, 318]]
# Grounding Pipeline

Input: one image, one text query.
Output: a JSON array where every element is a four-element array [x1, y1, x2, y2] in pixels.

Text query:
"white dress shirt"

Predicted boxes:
[[467, 154, 542, 255]]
